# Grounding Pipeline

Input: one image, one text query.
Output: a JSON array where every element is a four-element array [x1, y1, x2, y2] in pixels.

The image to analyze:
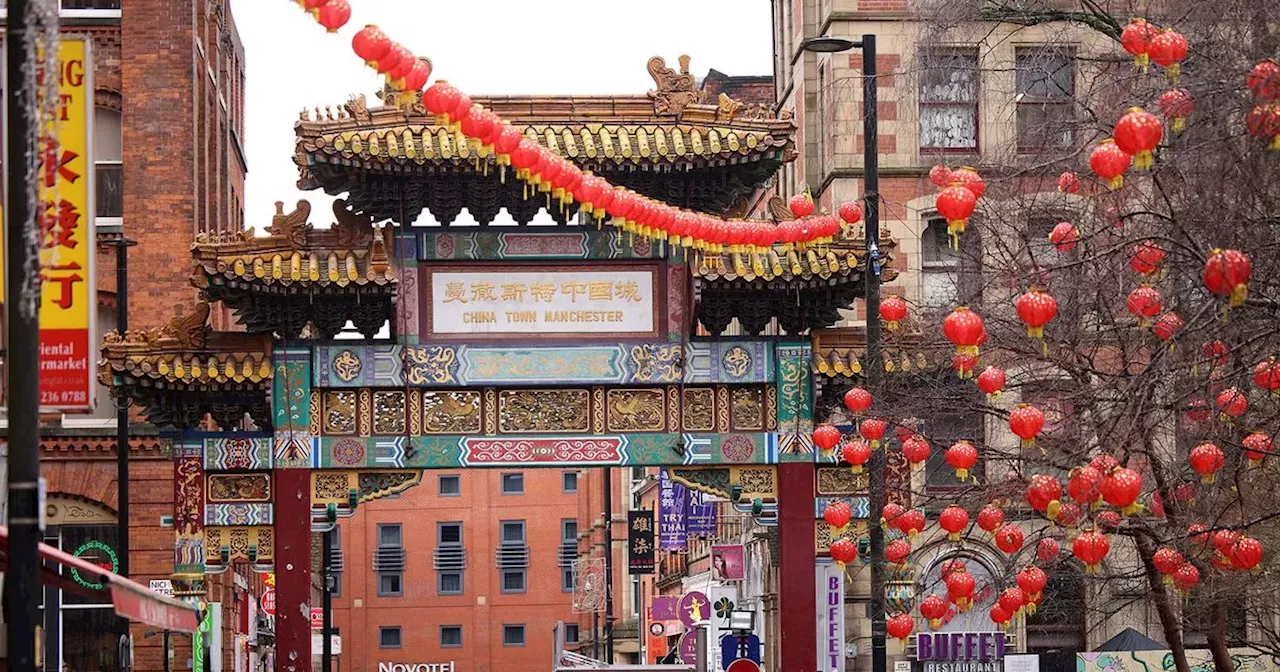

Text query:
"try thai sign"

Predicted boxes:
[[915, 631, 1008, 672], [422, 264, 657, 339]]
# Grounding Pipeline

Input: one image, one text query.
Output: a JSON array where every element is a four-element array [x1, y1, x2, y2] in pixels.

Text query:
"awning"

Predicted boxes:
[[0, 525, 199, 633]]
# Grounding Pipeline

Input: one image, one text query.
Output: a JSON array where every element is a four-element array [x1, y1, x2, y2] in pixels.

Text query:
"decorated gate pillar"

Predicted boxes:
[[273, 347, 316, 671], [776, 341, 817, 672]]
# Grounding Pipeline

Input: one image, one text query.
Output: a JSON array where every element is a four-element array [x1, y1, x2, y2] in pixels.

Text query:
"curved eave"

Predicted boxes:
[[694, 249, 900, 290]]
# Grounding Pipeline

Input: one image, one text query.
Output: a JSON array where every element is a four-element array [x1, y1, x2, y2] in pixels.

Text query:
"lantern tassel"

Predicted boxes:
[[1230, 284, 1248, 307], [1041, 340, 1049, 358], [1166, 63, 1181, 87], [1172, 117, 1186, 133], [1134, 150, 1154, 171], [1108, 175, 1124, 190]]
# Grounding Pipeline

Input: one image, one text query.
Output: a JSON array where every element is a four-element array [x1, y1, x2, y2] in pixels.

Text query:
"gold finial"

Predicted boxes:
[[678, 55, 691, 74]]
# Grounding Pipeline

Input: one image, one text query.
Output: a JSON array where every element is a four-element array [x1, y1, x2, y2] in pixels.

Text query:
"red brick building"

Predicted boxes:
[[3, 1, 253, 669]]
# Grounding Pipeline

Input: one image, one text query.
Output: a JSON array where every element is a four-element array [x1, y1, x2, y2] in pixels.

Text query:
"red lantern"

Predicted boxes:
[[946, 441, 979, 480], [1229, 537, 1264, 572], [1090, 453, 1118, 474], [1202, 248, 1253, 307], [946, 571, 976, 611], [929, 164, 953, 187], [1189, 442, 1225, 484], [1126, 285, 1162, 326], [1185, 399, 1211, 424], [1243, 432, 1273, 467], [977, 367, 1005, 400], [1187, 523, 1211, 545], [1120, 18, 1158, 69], [886, 539, 913, 565], [920, 594, 949, 630], [941, 559, 967, 577], [1090, 139, 1132, 190], [1056, 502, 1083, 527], [1009, 404, 1045, 449], [401, 59, 432, 92], [952, 354, 979, 380], [789, 193, 815, 218], [939, 506, 970, 542], [882, 503, 904, 529], [1073, 530, 1111, 573], [1095, 510, 1121, 530], [1037, 538, 1061, 564], [1174, 482, 1197, 504], [995, 524, 1024, 555], [843, 387, 872, 414], [1248, 61, 1280, 102], [1158, 89, 1194, 133], [989, 604, 1012, 631], [899, 509, 927, 538], [860, 418, 889, 449], [1018, 566, 1048, 608], [1026, 474, 1063, 520], [1058, 171, 1080, 194], [977, 505, 1004, 534], [385, 44, 417, 88], [843, 440, 872, 474], [1149, 30, 1188, 82], [1153, 547, 1185, 582], [902, 435, 931, 469], [316, 0, 351, 32], [1100, 467, 1143, 516], [1067, 465, 1103, 506], [839, 201, 863, 226], [813, 424, 842, 453], [1015, 289, 1059, 339], [1253, 358, 1280, 393], [1213, 529, 1242, 556], [887, 613, 915, 643], [1172, 563, 1200, 593], [879, 296, 909, 331], [352, 25, 391, 65], [1215, 387, 1248, 422], [943, 307, 986, 356], [1129, 241, 1165, 276], [1153, 312, 1183, 342], [952, 166, 985, 198], [1048, 222, 1079, 253], [936, 186, 978, 237], [824, 501, 853, 531], [829, 538, 858, 567], [1202, 340, 1230, 369], [998, 587, 1027, 617], [1246, 104, 1280, 149]]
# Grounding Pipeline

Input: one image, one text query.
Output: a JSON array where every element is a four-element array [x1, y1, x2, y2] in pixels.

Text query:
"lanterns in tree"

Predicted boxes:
[[813, 424, 842, 453], [887, 613, 915, 643], [843, 440, 872, 474], [839, 201, 863, 230], [1172, 563, 1200, 593], [1243, 432, 1273, 467], [989, 604, 1012, 631], [1026, 474, 1063, 521], [977, 367, 1006, 400], [829, 538, 858, 567], [1153, 312, 1183, 342], [998, 587, 1027, 617], [952, 166, 985, 198], [1056, 502, 1083, 527], [929, 164, 953, 187], [1120, 18, 1158, 69], [886, 539, 913, 565], [952, 354, 980, 380], [316, 0, 351, 32], [1185, 398, 1211, 424], [1248, 61, 1280, 102], [860, 418, 889, 449], [1095, 510, 1121, 530], [1189, 442, 1225, 484], [1068, 467, 1102, 509], [844, 387, 872, 414], [995, 524, 1024, 554], [1187, 523, 1211, 545], [935, 185, 978, 242], [899, 509, 927, 538], [1015, 289, 1059, 339], [352, 25, 392, 65], [946, 441, 979, 480], [1129, 241, 1165, 276], [946, 570, 977, 611], [1100, 467, 1144, 516], [1126, 285, 1163, 327], [1229, 537, 1264, 572], [1158, 89, 1194, 133], [1018, 566, 1048, 613], [823, 501, 853, 532], [1090, 139, 1132, 190], [977, 505, 1005, 534], [920, 594, 949, 630], [939, 506, 970, 542], [1246, 105, 1280, 149], [1149, 30, 1188, 83], [1048, 222, 1079, 253], [1253, 358, 1280, 393], [1202, 248, 1252, 307], [1009, 404, 1046, 449], [1215, 387, 1248, 422], [880, 296, 909, 331], [902, 435, 931, 469], [1037, 538, 1061, 563], [1153, 547, 1185, 583], [1073, 530, 1111, 573], [943, 307, 986, 357], [1213, 529, 1241, 556], [1202, 341, 1230, 369], [1058, 171, 1080, 194], [1090, 454, 1118, 474], [882, 503, 905, 529]]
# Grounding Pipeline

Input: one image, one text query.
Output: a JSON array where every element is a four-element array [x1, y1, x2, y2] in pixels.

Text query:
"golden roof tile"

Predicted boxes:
[[99, 303, 273, 388]]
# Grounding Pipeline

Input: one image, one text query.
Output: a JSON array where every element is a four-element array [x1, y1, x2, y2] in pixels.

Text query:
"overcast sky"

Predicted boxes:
[[228, 0, 774, 227]]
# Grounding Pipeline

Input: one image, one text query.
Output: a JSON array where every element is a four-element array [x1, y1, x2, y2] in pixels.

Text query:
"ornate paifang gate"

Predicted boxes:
[[100, 56, 891, 671]]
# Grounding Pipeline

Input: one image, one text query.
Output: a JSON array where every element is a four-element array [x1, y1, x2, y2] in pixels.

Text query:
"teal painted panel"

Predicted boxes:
[[775, 342, 814, 461]]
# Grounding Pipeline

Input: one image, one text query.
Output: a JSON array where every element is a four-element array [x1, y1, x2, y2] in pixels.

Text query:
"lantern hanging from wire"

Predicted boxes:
[[1215, 387, 1248, 422], [995, 524, 1025, 554], [1058, 171, 1080, 194], [1009, 404, 1046, 450], [1243, 432, 1273, 467], [860, 418, 889, 449], [829, 538, 858, 567], [1100, 467, 1144, 516], [1253, 358, 1280, 394], [945, 570, 976, 611], [1149, 30, 1188, 84], [1026, 474, 1063, 521], [977, 367, 1006, 400], [886, 539, 913, 565], [887, 613, 915, 643], [1202, 248, 1252, 307], [902, 435, 931, 470], [1067, 465, 1103, 507], [1120, 18, 1158, 70], [1158, 89, 1194, 133], [843, 387, 872, 415], [315, 0, 350, 32], [880, 295, 908, 331], [812, 424, 842, 454], [1048, 222, 1079, 253], [842, 440, 872, 474], [1090, 139, 1132, 190], [977, 504, 1005, 534], [939, 506, 970, 542], [1114, 107, 1164, 171], [1189, 442, 1225, 484], [946, 441, 979, 481], [1248, 61, 1280, 102], [1126, 285, 1163, 327], [1172, 563, 1200, 593], [1015, 288, 1059, 341], [920, 594, 949, 630], [929, 164, 953, 188], [1153, 312, 1183, 342], [1037, 538, 1060, 564], [1073, 529, 1111, 573], [935, 185, 978, 246]]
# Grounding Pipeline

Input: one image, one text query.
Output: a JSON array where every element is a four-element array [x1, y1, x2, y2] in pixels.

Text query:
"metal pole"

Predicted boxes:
[[5, 0, 43, 667], [602, 466, 615, 664], [860, 33, 888, 672], [162, 631, 170, 672], [323, 528, 333, 672], [116, 238, 131, 578], [592, 611, 599, 660]]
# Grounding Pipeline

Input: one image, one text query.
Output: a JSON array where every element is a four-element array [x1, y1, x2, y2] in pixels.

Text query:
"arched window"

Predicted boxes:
[[919, 549, 1003, 631], [94, 107, 123, 220], [43, 496, 123, 671]]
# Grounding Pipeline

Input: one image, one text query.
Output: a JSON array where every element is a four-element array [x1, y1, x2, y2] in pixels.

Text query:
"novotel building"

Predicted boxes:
[[913, 632, 1008, 672]]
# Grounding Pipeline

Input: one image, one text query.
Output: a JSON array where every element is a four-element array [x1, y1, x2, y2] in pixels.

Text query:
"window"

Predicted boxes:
[[438, 474, 461, 497], [438, 571, 463, 595], [919, 50, 979, 152], [440, 625, 463, 648], [562, 471, 578, 493], [502, 570, 527, 593], [375, 524, 404, 597], [439, 522, 462, 545], [379, 627, 402, 649], [499, 520, 527, 594], [503, 624, 526, 647], [922, 218, 961, 310], [565, 623, 580, 645], [501, 472, 524, 495], [378, 524, 402, 547], [502, 521, 526, 544], [1016, 48, 1075, 152], [436, 522, 464, 595], [560, 519, 579, 592], [94, 107, 123, 220], [378, 573, 402, 597], [61, 0, 122, 8], [1025, 568, 1086, 653]]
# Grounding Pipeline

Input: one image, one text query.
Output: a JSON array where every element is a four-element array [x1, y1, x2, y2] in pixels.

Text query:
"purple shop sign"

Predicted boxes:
[[651, 596, 679, 621], [687, 491, 717, 537], [915, 632, 1007, 663], [659, 469, 688, 551]]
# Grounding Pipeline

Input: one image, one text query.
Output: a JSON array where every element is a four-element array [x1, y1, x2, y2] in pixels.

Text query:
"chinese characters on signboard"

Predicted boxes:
[[658, 469, 688, 551], [35, 38, 96, 411], [427, 268, 655, 337], [627, 510, 655, 575]]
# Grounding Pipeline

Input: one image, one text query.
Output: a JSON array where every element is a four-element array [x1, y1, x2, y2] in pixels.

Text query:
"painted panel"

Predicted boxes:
[[776, 342, 815, 460], [813, 496, 870, 519], [204, 504, 273, 526], [417, 230, 661, 261], [173, 436, 205, 578], [203, 436, 273, 470], [1078, 650, 1278, 672]]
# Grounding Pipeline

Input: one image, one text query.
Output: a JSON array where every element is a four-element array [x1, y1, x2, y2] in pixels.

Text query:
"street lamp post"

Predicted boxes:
[[802, 32, 886, 672]]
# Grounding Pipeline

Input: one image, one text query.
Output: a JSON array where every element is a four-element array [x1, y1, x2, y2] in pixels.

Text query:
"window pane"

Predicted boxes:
[[503, 570, 526, 592], [920, 104, 977, 150], [438, 475, 460, 496], [502, 472, 524, 494], [562, 567, 575, 592], [95, 163, 123, 218], [502, 521, 525, 543], [441, 626, 463, 648], [562, 471, 578, 493], [63, 0, 123, 8], [503, 625, 526, 646], [1017, 103, 1075, 151], [93, 108, 122, 162], [439, 523, 462, 544], [378, 524, 402, 547], [380, 627, 401, 648], [439, 571, 462, 594], [378, 573, 401, 596], [922, 219, 959, 265], [562, 519, 578, 541], [1016, 50, 1073, 99], [566, 623, 580, 644]]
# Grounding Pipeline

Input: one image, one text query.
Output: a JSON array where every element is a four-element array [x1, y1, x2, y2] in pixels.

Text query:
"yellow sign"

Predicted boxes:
[[36, 38, 95, 410]]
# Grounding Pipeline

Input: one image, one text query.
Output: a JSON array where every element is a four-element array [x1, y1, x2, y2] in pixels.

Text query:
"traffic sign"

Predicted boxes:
[[726, 660, 761, 672], [261, 589, 276, 616]]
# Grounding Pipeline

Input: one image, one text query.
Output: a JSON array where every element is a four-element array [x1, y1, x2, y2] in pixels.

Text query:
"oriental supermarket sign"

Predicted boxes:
[[378, 664, 455, 672]]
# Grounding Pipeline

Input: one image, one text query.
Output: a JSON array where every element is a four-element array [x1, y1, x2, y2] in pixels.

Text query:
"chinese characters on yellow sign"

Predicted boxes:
[[429, 269, 655, 336], [37, 39, 96, 410]]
